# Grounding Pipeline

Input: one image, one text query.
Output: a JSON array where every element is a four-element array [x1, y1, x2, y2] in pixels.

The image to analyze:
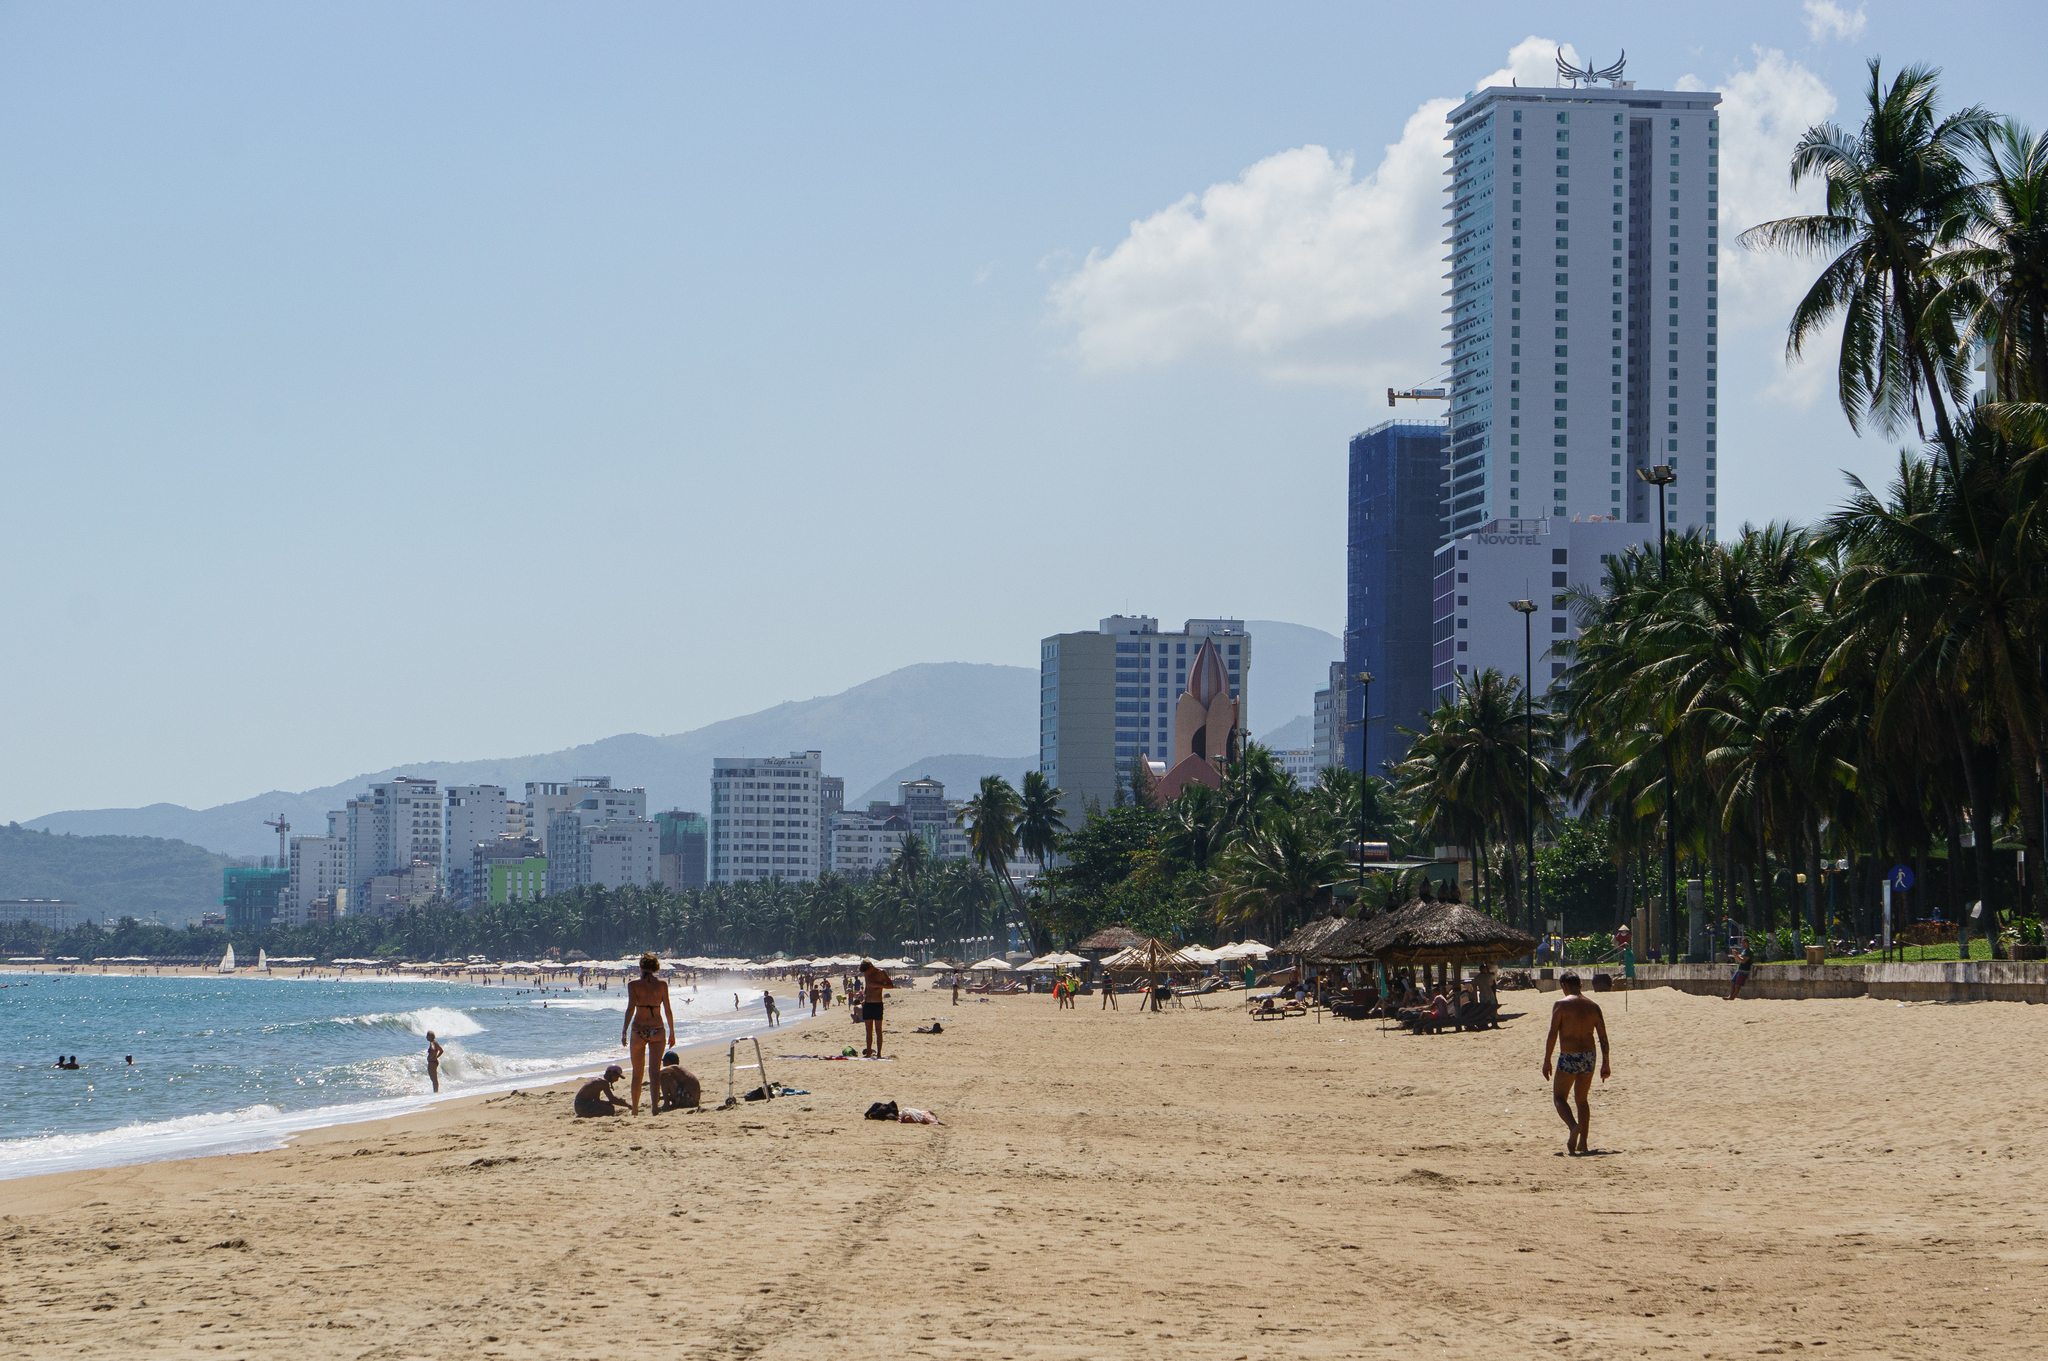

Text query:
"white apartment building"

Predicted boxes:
[[286, 831, 347, 928], [829, 809, 910, 877], [1431, 515, 1651, 701], [527, 778, 646, 863], [710, 751, 823, 883], [1311, 659, 1345, 773], [1278, 748, 1322, 790], [1040, 616, 1251, 818], [561, 818, 660, 890], [1443, 65, 1722, 539], [444, 785, 508, 903], [344, 777, 441, 908]]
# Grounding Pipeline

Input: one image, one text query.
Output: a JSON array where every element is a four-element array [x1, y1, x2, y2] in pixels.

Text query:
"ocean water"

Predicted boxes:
[[0, 970, 792, 1180]]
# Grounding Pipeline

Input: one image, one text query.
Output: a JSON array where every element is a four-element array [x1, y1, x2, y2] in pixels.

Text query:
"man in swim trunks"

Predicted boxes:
[[1541, 972, 1611, 1155], [859, 958, 894, 1058], [575, 1066, 627, 1117], [620, 953, 675, 1116]]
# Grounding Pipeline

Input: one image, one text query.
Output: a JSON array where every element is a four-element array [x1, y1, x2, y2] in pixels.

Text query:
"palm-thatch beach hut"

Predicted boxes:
[[1355, 898, 1538, 1001]]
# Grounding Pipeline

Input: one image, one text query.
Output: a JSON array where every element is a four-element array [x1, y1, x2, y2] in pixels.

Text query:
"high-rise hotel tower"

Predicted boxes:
[[1443, 60, 1723, 538]]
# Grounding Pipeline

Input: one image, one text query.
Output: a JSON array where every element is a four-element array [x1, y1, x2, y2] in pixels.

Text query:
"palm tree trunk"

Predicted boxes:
[[2009, 738, 2045, 927]]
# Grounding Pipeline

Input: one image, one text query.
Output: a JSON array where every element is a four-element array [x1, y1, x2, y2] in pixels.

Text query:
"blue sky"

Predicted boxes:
[[2, 2, 2041, 820]]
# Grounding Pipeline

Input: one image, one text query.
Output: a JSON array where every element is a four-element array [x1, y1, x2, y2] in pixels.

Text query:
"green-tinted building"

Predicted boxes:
[[656, 810, 707, 889], [487, 857, 549, 905], [221, 867, 291, 932]]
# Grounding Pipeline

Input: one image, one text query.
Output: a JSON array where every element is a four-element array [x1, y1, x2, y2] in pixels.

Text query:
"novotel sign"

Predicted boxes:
[[1474, 534, 1545, 546]]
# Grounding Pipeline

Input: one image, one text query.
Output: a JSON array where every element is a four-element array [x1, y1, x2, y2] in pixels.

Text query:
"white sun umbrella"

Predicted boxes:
[[1097, 946, 1141, 968], [1020, 954, 1061, 971], [969, 956, 1012, 971], [1178, 946, 1220, 965]]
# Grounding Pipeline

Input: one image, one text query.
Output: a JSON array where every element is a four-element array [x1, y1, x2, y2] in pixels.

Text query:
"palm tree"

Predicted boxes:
[[1396, 668, 1560, 931], [1211, 810, 1349, 945], [1016, 770, 1067, 876], [1740, 59, 1991, 453], [1930, 119, 2048, 406], [957, 775, 1027, 929], [1826, 422, 2048, 950]]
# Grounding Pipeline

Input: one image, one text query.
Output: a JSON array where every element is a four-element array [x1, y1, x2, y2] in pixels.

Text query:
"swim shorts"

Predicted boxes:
[[574, 1095, 615, 1118], [862, 1001, 884, 1021], [1557, 1051, 1597, 1075]]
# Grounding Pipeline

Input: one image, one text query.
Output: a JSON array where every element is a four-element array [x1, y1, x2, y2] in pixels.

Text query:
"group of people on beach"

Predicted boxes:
[[574, 953, 898, 1117]]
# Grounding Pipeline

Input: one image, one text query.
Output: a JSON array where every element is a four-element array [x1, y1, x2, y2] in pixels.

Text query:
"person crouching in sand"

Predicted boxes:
[[1541, 972, 1611, 1156], [575, 1066, 628, 1117], [656, 1050, 701, 1111]]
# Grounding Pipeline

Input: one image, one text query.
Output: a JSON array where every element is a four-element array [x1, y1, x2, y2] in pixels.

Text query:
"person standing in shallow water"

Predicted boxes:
[[1541, 972, 1611, 1155], [425, 1031, 445, 1093]]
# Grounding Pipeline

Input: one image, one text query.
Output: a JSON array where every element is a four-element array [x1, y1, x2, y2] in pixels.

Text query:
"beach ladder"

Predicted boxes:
[[726, 1036, 774, 1106]]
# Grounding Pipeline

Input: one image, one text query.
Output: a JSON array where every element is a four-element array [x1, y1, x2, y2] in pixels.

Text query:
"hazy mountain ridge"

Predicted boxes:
[[0, 823, 236, 926], [24, 622, 1341, 857]]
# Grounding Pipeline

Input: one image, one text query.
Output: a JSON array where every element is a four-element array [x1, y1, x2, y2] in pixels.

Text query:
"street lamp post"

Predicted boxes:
[[1354, 670, 1375, 907], [1637, 463, 1679, 962], [1509, 599, 1539, 937]]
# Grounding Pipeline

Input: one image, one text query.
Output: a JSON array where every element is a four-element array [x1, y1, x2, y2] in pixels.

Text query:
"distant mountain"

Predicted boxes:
[[0, 823, 235, 927], [1244, 619, 1341, 734], [851, 755, 1036, 811], [26, 622, 1342, 858], [1256, 715, 1313, 750], [27, 663, 1037, 857]]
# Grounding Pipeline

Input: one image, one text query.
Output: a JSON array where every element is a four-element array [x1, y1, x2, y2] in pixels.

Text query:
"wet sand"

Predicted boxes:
[[4, 986, 2043, 1358]]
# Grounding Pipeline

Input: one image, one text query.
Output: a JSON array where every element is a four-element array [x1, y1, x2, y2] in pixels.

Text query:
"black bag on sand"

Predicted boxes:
[[864, 1100, 898, 1121]]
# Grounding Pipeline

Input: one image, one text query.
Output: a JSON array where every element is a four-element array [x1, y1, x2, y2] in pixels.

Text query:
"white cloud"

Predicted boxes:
[[1679, 48, 1840, 407], [1802, 0, 1868, 42], [1051, 36, 1583, 385], [1051, 39, 1841, 393]]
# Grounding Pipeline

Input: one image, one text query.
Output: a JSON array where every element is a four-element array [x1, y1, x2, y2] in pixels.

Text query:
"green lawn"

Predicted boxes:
[[1800, 939, 2002, 965]]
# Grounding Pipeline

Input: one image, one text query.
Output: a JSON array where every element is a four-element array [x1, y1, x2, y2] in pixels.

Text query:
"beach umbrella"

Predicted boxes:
[[969, 956, 1012, 971]]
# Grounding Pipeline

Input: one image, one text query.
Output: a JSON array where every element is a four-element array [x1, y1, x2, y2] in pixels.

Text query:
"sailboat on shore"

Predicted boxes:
[[257, 948, 268, 973], [219, 944, 235, 974]]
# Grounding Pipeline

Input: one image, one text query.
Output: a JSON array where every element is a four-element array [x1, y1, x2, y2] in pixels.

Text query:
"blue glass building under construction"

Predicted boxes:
[[1345, 419, 1447, 776]]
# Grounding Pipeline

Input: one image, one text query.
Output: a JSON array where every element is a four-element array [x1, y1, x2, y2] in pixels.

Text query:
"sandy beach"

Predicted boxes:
[[5, 985, 2044, 1359]]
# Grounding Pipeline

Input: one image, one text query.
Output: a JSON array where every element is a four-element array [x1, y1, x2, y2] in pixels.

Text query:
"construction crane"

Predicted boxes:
[[264, 814, 290, 870], [1387, 386, 1448, 407]]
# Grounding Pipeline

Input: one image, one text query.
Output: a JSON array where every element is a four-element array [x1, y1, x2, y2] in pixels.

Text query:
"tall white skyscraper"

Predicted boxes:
[[444, 785, 508, 904], [709, 751, 824, 883], [1443, 62, 1722, 538], [345, 777, 442, 908]]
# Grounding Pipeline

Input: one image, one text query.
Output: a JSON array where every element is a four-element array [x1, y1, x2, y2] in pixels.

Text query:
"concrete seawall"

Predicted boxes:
[[1602, 961, 2048, 1003]]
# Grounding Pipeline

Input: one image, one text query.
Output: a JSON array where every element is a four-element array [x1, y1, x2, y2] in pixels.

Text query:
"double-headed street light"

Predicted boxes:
[[1509, 599, 1539, 936], [1637, 464, 1679, 961]]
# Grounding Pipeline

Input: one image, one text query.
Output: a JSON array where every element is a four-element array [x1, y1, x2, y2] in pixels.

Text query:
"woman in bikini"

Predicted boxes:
[[620, 952, 675, 1115]]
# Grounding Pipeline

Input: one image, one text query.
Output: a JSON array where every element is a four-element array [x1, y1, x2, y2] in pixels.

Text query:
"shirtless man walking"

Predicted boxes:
[[1540, 972, 1611, 1155]]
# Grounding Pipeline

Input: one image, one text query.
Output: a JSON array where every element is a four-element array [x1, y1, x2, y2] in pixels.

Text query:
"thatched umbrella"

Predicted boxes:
[[1357, 898, 1537, 1000], [1076, 926, 1146, 954], [1100, 936, 1203, 1010]]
